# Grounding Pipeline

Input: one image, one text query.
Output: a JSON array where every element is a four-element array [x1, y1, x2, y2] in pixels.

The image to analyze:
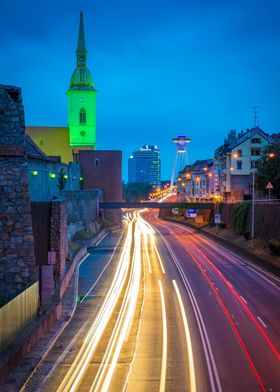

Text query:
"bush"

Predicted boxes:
[[243, 231, 250, 241], [268, 239, 280, 255], [218, 222, 226, 229], [234, 202, 250, 235]]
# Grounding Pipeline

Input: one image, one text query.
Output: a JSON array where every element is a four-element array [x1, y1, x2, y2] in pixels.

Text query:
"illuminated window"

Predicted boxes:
[[79, 108, 86, 124]]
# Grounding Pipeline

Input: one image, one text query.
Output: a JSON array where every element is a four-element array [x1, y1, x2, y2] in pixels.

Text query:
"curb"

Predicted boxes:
[[162, 217, 280, 277], [0, 228, 110, 387]]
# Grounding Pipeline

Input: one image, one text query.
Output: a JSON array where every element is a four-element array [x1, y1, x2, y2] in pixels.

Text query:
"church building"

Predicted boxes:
[[26, 11, 96, 163]]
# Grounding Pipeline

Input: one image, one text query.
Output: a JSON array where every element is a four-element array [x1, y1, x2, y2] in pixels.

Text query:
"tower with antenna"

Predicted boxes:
[[252, 106, 260, 127], [170, 133, 191, 191]]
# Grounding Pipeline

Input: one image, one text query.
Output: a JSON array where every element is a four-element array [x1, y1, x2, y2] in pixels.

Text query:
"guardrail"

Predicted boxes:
[[100, 202, 214, 209]]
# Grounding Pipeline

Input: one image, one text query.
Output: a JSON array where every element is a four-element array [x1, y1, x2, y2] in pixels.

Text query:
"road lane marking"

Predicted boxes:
[[173, 280, 196, 392], [91, 223, 142, 392], [56, 222, 134, 392], [240, 296, 247, 304], [169, 221, 280, 290], [81, 233, 124, 303], [154, 244, 166, 274], [257, 316, 267, 328], [154, 226, 222, 392], [158, 280, 167, 392]]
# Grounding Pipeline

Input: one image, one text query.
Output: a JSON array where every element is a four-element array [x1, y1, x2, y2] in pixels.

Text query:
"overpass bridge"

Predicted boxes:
[[99, 202, 214, 210]]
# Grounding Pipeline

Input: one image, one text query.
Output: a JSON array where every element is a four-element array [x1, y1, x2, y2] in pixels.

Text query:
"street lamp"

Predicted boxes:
[[232, 152, 274, 246]]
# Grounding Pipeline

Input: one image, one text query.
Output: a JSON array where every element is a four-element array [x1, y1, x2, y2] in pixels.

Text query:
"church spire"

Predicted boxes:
[[77, 11, 86, 56], [69, 11, 94, 89]]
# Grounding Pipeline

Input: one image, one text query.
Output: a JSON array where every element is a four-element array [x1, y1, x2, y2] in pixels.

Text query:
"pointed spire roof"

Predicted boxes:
[[77, 11, 86, 53], [69, 11, 95, 90]]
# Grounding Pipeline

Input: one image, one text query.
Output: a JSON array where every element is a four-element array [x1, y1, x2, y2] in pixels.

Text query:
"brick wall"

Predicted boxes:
[[79, 150, 122, 224]]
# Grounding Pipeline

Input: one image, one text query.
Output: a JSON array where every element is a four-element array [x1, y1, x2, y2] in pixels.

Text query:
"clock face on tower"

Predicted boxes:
[[79, 55, 85, 64]]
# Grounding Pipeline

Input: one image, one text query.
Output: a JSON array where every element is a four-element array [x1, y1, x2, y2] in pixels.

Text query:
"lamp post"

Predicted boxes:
[[232, 152, 274, 247]]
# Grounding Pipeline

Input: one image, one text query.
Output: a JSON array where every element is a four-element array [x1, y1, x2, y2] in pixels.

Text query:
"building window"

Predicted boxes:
[[79, 108, 86, 124], [237, 149, 242, 157], [237, 161, 242, 170], [95, 158, 99, 167], [251, 148, 261, 156], [251, 138, 261, 144]]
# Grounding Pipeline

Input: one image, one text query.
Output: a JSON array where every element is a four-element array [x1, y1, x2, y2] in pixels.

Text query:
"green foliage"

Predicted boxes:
[[123, 182, 153, 202], [234, 202, 250, 235], [256, 143, 280, 198], [268, 239, 280, 255], [58, 169, 67, 190]]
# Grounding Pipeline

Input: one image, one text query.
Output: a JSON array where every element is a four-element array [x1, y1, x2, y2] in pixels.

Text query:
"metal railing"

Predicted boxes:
[[0, 282, 39, 352]]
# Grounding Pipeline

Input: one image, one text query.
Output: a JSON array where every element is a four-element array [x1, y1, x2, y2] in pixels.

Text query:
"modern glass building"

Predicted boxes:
[[128, 145, 161, 186]]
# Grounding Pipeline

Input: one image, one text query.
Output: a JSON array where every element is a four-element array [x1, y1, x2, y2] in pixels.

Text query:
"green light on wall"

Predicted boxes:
[[80, 177, 84, 181], [32, 170, 38, 176], [63, 174, 68, 179], [50, 173, 56, 179]]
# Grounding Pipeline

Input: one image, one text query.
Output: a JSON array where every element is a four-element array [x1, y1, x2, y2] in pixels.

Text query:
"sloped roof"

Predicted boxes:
[[25, 135, 53, 161]]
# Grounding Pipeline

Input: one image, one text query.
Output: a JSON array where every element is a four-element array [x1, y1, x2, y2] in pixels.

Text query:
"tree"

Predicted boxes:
[[58, 169, 67, 191], [123, 182, 153, 202], [256, 143, 280, 198]]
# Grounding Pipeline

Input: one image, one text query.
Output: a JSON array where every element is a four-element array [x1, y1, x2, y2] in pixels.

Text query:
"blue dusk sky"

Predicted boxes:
[[1, 0, 280, 180]]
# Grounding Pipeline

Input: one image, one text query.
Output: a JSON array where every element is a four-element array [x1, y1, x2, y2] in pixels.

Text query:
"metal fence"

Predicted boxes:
[[0, 282, 39, 352]]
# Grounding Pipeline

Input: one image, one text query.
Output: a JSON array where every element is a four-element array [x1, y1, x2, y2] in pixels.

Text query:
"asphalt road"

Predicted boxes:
[[9, 212, 280, 392], [145, 211, 280, 392]]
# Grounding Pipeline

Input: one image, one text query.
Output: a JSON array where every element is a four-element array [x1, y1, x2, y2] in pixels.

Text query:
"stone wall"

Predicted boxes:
[[0, 85, 37, 300], [59, 189, 102, 239], [50, 201, 67, 277], [219, 202, 280, 241]]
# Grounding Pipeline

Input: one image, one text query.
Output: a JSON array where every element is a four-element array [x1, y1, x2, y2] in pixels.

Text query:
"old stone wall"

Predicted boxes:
[[59, 189, 102, 239], [219, 202, 280, 241], [0, 85, 37, 301], [50, 201, 67, 277]]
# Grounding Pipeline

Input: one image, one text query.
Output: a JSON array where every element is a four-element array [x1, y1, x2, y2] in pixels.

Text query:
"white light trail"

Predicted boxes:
[[56, 221, 134, 392], [158, 280, 167, 392], [173, 280, 196, 392]]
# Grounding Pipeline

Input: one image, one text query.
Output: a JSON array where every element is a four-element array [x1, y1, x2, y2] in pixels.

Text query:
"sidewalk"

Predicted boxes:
[[0, 227, 121, 389]]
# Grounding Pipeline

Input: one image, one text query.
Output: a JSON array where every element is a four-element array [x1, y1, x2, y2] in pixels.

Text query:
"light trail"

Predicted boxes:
[[184, 236, 280, 361], [90, 222, 141, 391], [56, 220, 134, 392], [173, 280, 196, 392], [153, 224, 222, 392], [158, 280, 167, 392], [175, 235, 267, 392]]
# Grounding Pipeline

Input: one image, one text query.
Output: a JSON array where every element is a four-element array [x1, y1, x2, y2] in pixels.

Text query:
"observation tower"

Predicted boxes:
[[170, 134, 191, 190]]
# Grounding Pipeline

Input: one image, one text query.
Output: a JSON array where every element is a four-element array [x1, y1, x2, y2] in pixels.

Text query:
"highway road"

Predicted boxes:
[[16, 210, 280, 392]]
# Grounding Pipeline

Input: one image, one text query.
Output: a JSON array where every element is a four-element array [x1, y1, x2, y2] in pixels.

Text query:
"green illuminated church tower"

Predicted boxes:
[[67, 11, 96, 148]]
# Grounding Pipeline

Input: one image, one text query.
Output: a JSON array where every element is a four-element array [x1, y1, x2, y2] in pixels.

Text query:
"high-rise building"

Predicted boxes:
[[128, 145, 161, 186]]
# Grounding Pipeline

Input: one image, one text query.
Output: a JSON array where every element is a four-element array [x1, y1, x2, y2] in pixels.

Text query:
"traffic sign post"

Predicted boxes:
[[266, 182, 273, 201], [214, 213, 221, 224], [186, 209, 197, 218]]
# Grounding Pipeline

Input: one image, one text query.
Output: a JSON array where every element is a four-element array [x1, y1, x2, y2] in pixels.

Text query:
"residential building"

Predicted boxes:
[[128, 145, 161, 186], [214, 127, 272, 201], [178, 159, 219, 200]]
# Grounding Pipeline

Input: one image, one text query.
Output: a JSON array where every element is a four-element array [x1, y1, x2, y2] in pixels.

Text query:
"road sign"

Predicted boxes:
[[214, 213, 221, 224], [266, 182, 273, 189], [172, 208, 179, 215], [186, 209, 197, 218]]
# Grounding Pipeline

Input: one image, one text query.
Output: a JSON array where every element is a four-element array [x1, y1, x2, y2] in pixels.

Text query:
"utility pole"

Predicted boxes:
[[252, 106, 260, 127]]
